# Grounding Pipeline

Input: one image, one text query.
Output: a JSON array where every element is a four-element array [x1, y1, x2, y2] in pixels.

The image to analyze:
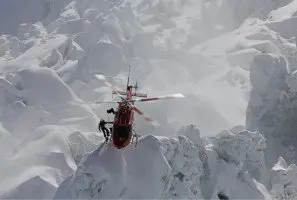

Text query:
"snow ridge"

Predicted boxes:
[[55, 126, 273, 200]]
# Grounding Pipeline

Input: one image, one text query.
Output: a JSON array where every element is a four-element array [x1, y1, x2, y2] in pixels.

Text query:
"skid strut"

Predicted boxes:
[[132, 130, 140, 148]]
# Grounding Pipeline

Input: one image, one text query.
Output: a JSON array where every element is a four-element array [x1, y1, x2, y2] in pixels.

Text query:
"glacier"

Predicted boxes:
[[1, 0, 297, 199]]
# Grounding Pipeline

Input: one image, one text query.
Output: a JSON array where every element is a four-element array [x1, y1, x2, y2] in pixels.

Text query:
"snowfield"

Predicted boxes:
[[1, 0, 297, 199]]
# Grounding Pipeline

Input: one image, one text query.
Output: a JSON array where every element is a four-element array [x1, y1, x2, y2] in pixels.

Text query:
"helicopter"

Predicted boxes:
[[95, 66, 185, 149]]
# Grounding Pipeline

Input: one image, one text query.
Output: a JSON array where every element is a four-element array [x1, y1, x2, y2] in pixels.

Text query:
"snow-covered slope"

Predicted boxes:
[[0, 67, 101, 198], [54, 126, 273, 200], [2, 0, 297, 199], [0, 0, 72, 35]]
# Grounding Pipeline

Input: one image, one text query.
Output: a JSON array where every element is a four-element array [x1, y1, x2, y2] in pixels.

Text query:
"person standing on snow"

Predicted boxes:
[[98, 119, 110, 141]]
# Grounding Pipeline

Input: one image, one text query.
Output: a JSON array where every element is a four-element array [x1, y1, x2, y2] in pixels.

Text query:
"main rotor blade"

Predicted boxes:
[[95, 74, 160, 126], [75, 101, 120, 106], [93, 101, 121, 104], [132, 106, 160, 126], [131, 93, 185, 103]]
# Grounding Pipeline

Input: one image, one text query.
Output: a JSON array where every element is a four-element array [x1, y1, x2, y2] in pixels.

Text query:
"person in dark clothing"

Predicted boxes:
[[107, 108, 117, 114], [98, 119, 110, 141], [217, 192, 229, 200]]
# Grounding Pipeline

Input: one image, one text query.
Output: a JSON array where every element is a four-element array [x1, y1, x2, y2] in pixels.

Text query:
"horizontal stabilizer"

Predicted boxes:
[[112, 90, 147, 97]]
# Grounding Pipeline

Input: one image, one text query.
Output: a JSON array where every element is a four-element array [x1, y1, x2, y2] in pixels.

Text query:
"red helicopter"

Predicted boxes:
[[95, 67, 185, 149]]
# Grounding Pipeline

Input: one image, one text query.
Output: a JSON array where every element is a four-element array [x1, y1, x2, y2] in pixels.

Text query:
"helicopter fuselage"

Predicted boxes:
[[111, 88, 135, 149]]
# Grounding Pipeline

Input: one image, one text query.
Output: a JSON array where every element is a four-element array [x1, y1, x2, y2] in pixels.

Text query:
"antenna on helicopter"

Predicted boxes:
[[134, 80, 139, 93], [127, 65, 131, 89]]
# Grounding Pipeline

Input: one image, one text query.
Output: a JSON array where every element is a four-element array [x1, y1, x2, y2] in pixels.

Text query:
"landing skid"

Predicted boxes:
[[132, 130, 140, 149], [102, 132, 140, 150], [103, 135, 112, 151]]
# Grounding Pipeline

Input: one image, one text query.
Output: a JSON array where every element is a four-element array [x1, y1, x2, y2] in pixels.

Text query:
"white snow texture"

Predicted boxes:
[[1, 0, 297, 199]]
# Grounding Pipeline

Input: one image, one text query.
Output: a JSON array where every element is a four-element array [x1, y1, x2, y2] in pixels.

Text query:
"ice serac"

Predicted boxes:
[[177, 125, 211, 198], [54, 125, 276, 200], [177, 124, 210, 179], [270, 157, 297, 200], [159, 135, 204, 199], [207, 129, 270, 197], [245, 53, 297, 167]]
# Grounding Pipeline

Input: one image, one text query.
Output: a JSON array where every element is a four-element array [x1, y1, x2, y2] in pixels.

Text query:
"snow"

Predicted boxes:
[[0, 0, 71, 35], [287, 70, 297, 92], [0, 67, 99, 198], [270, 157, 297, 200], [55, 135, 204, 199], [2, 0, 297, 199], [268, 0, 297, 21], [54, 127, 276, 200], [246, 52, 297, 168]]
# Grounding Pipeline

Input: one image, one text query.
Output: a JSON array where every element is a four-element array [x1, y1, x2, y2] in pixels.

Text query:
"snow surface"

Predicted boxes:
[[2, 0, 297, 199]]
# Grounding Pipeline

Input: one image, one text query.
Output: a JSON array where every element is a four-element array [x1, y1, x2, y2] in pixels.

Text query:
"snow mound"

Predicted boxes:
[[53, 126, 275, 200], [55, 134, 204, 199]]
